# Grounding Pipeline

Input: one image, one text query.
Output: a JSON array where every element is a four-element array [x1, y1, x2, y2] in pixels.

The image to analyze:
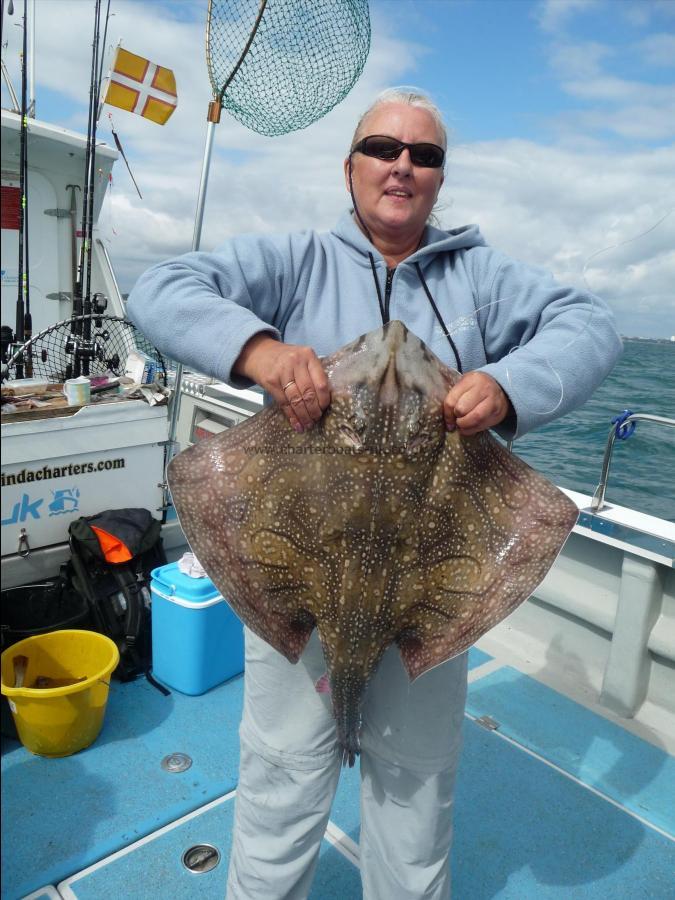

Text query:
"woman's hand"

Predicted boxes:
[[234, 333, 331, 432], [443, 371, 511, 436]]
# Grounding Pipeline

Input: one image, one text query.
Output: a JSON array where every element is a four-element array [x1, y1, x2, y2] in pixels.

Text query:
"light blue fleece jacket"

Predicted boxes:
[[127, 211, 622, 439]]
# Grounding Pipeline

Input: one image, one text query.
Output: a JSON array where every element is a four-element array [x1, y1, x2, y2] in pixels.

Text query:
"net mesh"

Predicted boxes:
[[3, 316, 167, 384], [207, 0, 371, 136]]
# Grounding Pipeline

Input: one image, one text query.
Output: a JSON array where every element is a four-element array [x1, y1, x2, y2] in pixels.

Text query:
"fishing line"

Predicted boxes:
[[581, 207, 673, 294], [101, 171, 118, 237], [434, 291, 582, 419], [432, 208, 673, 422], [426, 291, 564, 417]]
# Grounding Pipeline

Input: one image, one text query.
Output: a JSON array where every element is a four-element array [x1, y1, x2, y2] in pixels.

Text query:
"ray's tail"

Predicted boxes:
[[330, 669, 366, 768]]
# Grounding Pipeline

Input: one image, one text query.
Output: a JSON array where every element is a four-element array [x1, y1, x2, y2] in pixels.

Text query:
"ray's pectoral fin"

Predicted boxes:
[[394, 593, 477, 682], [236, 527, 326, 659], [167, 438, 323, 665], [393, 557, 485, 681], [393, 449, 579, 683], [230, 568, 317, 663], [208, 527, 322, 664]]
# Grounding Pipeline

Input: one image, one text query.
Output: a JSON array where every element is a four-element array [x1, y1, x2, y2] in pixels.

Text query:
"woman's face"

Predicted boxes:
[[344, 103, 445, 246]]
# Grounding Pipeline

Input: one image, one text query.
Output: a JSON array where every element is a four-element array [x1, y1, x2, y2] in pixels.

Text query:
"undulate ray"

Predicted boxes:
[[168, 321, 578, 766]]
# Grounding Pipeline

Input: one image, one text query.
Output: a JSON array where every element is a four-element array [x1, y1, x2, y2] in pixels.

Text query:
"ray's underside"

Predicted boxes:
[[168, 322, 578, 762]]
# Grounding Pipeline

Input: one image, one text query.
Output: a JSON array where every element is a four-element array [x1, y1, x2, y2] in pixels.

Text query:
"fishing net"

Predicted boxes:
[[2, 316, 167, 384], [207, 0, 371, 136]]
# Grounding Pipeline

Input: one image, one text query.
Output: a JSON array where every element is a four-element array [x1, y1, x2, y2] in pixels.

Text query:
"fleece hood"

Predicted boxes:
[[330, 210, 487, 266]]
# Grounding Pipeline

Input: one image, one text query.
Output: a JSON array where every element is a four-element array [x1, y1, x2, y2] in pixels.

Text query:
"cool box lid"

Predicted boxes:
[[150, 561, 224, 608]]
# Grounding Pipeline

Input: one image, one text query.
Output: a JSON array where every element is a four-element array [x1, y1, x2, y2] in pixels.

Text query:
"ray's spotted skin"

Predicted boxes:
[[168, 321, 578, 766]]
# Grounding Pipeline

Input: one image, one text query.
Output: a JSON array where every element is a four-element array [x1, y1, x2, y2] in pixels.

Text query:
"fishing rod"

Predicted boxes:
[[22, 0, 32, 374], [96, 0, 111, 104], [82, 0, 103, 375], [83, 0, 111, 316], [66, 0, 113, 378], [73, 0, 102, 376], [14, 0, 31, 378]]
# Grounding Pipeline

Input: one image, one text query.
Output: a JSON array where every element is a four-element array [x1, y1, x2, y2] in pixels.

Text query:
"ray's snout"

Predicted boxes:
[[377, 322, 417, 406], [379, 350, 401, 406]]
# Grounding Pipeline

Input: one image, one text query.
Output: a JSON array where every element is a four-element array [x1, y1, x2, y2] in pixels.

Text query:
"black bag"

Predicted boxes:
[[67, 508, 168, 689], [1, 575, 92, 653], [1, 575, 93, 739]]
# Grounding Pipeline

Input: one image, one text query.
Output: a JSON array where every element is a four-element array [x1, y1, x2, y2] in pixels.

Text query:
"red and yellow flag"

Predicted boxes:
[[102, 47, 177, 125]]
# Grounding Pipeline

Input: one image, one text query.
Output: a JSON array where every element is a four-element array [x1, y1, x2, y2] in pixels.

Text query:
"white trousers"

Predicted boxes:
[[226, 627, 468, 900]]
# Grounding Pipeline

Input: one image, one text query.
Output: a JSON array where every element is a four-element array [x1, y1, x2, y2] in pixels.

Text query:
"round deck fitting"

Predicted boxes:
[[182, 844, 221, 874], [161, 752, 192, 773]]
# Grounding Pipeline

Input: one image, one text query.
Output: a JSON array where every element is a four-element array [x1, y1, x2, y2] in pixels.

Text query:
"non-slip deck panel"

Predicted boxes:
[[465, 666, 675, 836], [452, 719, 675, 899], [57, 795, 361, 900], [329, 719, 675, 898], [5, 650, 674, 899], [2, 675, 244, 900]]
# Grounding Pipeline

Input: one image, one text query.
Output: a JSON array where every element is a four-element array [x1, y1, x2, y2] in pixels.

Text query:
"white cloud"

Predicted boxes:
[[542, 35, 675, 142], [91, 6, 675, 340], [620, 0, 675, 28], [554, 104, 675, 142], [636, 33, 675, 67], [560, 74, 674, 106], [535, 0, 601, 33], [549, 40, 612, 79], [4, 0, 673, 340], [441, 141, 675, 338]]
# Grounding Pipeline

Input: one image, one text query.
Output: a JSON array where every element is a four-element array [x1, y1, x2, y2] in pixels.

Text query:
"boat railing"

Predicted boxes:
[[591, 411, 675, 512], [96, 237, 126, 316]]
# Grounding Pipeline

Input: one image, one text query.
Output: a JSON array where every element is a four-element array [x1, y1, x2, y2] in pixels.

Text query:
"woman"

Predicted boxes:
[[127, 89, 622, 900]]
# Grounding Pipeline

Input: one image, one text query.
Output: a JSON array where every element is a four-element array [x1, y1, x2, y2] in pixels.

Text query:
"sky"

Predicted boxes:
[[2, 0, 674, 339]]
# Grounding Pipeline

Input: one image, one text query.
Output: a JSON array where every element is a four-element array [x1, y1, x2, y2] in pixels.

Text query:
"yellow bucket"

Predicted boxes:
[[1, 629, 120, 757]]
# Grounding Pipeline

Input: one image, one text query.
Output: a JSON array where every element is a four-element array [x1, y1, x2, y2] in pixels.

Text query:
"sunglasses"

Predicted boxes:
[[352, 134, 445, 168]]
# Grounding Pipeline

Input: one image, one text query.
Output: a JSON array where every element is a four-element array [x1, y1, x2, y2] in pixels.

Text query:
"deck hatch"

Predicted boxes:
[[161, 752, 192, 773], [182, 844, 221, 874]]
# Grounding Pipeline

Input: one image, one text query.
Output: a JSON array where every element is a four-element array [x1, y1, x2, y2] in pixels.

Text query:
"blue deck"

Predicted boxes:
[[2, 647, 674, 899]]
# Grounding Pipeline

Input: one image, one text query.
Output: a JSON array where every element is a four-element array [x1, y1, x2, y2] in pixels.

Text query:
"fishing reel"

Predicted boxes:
[[1, 326, 15, 364], [64, 333, 109, 366], [91, 292, 108, 325], [0, 328, 34, 381], [63, 297, 114, 375]]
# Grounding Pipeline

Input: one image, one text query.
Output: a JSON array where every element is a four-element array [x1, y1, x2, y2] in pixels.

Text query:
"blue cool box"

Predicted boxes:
[[150, 562, 245, 695]]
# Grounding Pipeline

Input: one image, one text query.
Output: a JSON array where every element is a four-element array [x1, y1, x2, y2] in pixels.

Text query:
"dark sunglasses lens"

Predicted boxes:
[[360, 137, 444, 167], [411, 144, 444, 167], [363, 137, 403, 160]]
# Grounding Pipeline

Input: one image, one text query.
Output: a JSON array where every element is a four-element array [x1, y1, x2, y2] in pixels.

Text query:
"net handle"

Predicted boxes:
[[206, 0, 269, 101]]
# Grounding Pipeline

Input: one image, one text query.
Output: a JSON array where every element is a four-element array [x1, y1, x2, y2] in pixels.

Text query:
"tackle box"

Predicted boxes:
[[150, 561, 244, 695]]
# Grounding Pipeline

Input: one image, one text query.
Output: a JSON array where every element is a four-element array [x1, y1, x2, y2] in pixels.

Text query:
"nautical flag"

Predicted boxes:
[[102, 47, 177, 125]]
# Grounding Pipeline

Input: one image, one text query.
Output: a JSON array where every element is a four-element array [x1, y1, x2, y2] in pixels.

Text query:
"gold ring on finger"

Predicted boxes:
[[282, 380, 296, 392]]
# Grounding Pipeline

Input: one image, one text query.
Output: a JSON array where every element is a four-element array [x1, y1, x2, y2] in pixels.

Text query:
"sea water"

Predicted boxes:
[[516, 340, 675, 523]]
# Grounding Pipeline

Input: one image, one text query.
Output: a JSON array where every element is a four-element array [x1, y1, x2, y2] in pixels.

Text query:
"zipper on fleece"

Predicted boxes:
[[384, 267, 395, 323]]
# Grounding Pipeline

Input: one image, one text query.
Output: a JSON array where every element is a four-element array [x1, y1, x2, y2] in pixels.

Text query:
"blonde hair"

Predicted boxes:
[[349, 87, 448, 154]]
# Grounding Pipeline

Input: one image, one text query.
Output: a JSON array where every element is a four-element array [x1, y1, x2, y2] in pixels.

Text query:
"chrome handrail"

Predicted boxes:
[[591, 413, 675, 512]]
